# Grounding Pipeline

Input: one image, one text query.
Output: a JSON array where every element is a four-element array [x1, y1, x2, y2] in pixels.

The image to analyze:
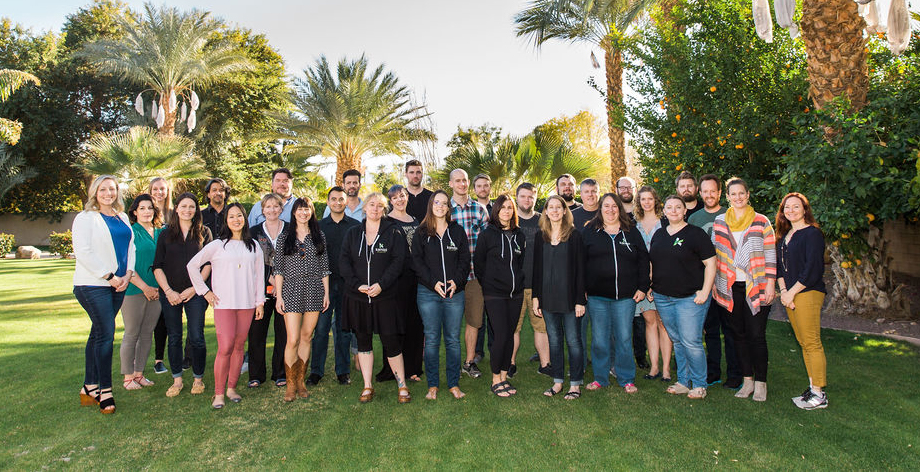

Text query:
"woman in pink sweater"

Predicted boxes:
[[188, 203, 265, 409]]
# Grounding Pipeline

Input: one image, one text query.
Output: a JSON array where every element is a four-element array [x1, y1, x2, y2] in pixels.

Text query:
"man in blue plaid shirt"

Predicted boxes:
[[449, 169, 489, 378]]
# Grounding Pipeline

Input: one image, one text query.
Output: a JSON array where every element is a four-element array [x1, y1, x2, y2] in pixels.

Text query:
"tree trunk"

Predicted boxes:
[[604, 39, 626, 181], [335, 141, 361, 186], [827, 228, 910, 319], [800, 0, 869, 110], [157, 88, 177, 136]]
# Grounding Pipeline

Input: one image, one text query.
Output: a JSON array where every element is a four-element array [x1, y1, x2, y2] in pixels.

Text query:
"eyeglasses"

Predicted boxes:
[[617, 186, 634, 190]]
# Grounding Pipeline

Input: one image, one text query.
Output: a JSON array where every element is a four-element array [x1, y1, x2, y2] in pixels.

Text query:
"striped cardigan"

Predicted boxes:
[[711, 213, 776, 315]]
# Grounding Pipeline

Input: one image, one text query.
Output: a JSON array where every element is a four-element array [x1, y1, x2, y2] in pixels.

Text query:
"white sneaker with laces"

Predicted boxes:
[[794, 390, 827, 410]]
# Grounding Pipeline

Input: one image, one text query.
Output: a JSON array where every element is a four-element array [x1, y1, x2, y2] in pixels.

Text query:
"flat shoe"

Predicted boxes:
[[643, 372, 662, 380], [623, 383, 638, 394], [398, 387, 412, 404], [227, 392, 242, 403], [134, 376, 154, 387], [585, 381, 603, 391], [660, 376, 672, 383], [688, 387, 707, 399], [449, 386, 466, 399], [123, 378, 141, 390], [564, 390, 581, 400], [425, 387, 438, 400], [212, 396, 224, 409], [248, 380, 261, 388], [667, 383, 690, 395], [490, 382, 512, 397], [190, 381, 205, 395], [359, 388, 375, 403], [166, 384, 183, 397], [543, 385, 562, 397]]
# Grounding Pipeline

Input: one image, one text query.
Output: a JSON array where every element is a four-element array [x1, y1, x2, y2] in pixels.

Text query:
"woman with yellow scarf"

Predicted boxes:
[[711, 178, 776, 402]]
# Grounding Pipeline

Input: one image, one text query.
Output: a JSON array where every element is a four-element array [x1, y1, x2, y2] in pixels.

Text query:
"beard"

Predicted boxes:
[[346, 188, 359, 197], [619, 194, 633, 204], [681, 193, 697, 203], [560, 193, 574, 202]]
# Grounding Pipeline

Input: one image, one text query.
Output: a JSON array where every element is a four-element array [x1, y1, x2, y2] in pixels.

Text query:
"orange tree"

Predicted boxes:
[[624, 0, 808, 206], [774, 33, 920, 317]]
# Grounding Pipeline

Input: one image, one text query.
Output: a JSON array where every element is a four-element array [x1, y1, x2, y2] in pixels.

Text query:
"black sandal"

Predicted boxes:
[[98, 388, 115, 414], [564, 390, 581, 400], [543, 385, 562, 397], [491, 382, 512, 397], [248, 380, 261, 388], [80, 385, 99, 406], [501, 381, 517, 395]]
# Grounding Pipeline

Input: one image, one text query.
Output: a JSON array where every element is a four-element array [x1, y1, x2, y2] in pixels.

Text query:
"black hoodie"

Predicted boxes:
[[473, 224, 526, 298], [581, 225, 650, 300], [339, 218, 407, 302], [411, 222, 471, 294]]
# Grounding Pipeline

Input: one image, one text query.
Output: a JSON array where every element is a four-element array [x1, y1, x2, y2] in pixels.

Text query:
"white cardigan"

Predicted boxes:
[[72, 210, 136, 286]]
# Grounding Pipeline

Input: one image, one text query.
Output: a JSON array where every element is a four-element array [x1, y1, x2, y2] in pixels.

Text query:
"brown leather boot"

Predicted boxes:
[[294, 359, 310, 399], [283, 362, 297, 402]]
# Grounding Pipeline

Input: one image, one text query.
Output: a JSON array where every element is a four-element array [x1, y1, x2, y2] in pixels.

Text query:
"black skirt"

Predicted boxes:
[[342, 293, 404, 336]]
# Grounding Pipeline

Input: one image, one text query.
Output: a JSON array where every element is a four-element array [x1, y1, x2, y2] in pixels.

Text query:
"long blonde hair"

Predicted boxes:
[[538, 195, 574, 242], [84, 175, 125, 212], [149, 177, 173, 224]]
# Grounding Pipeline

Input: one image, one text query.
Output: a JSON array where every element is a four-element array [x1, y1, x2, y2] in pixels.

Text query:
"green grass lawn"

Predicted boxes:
[[1, 259, 918, 470]]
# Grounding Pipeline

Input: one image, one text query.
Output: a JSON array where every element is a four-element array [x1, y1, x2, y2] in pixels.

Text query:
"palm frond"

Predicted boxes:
[[0, 144, 37, 200], [0, 69, 40, 102]]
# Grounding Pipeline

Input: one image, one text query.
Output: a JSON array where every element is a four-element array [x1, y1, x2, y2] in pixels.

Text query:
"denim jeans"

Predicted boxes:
[[160, 291, 208, 378], [74, 285, 125, 389], [311, 280, 353, 377], [654, 292, 710, 389], [542, 311, 584, 385], [417, 285, 465, 389], [586, 296, 636, 387]]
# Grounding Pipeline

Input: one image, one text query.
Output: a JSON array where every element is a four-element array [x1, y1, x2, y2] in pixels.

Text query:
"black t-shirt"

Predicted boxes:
[[649, 223, 715, 297], [405, 188, 433, 222], [684, 198, 704, 221], [571, 207, 597, 233], [517, 212, 540, 288]]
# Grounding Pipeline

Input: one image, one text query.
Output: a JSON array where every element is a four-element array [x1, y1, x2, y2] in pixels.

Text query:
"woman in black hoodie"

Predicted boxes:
[[473, 194, 526, 397], [581, 193, 650, 393], [412, 190, 471, 400], [340, 193, 410, 404], [532, 195, 586, 400]]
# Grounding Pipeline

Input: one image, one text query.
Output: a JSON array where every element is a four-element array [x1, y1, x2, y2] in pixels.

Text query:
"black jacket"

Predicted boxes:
[[581, 225, 650, 300], [339, 218, 407, 302], [532, 229, 587, 309], [473, 225, 526, 298], [412, 222, 471, 294]]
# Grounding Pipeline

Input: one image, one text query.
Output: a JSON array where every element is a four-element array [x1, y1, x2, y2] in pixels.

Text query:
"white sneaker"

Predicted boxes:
[[794, 390, 828, 410], [791, 387, 811, 403]]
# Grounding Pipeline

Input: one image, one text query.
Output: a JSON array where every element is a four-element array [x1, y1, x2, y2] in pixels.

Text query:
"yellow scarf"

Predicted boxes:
[[725, 205, 755, 232]]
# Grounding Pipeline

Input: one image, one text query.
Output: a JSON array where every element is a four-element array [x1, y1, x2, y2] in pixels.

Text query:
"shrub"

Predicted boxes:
[[49, 230, 73, 257], [0, 233, 14, 256]]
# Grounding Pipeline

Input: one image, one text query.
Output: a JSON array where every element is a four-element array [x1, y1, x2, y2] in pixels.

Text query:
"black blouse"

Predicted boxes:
[[777, 225, 826, 294], [152, 226, 213, 292]]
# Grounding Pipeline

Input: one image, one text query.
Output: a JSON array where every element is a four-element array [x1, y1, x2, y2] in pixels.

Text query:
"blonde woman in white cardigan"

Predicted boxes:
[[73, 175, 136, 414]]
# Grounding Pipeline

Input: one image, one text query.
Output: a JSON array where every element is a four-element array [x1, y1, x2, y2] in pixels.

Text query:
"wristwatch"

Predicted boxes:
[[105, 273, 115, 281]]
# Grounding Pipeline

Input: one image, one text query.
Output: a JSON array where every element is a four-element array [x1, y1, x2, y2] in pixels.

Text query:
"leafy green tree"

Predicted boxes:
[[624, 0, 808, 205], [77, 2, 253, 135], [514, 0, 657, 181], [0, 68, 40, 145], [278, 55, 434, 185], [77, 126, 205, 196]]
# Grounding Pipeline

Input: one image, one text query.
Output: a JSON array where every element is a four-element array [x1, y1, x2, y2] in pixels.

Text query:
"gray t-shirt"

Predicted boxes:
[[687, 206, 727, 236]]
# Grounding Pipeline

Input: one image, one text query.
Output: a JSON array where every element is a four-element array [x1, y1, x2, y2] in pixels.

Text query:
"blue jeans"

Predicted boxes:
[[311, 280, 353, 377], [74, 286, 125, 389], [417, 285, 465, 389], [654, 292, 710, 389], [159, 291, 208, 378], [586, 296, 636, 387], [543, 311, 584, 385]]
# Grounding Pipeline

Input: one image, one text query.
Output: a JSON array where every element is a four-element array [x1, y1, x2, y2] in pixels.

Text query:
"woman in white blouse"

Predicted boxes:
[[73, 175, 135, 414]]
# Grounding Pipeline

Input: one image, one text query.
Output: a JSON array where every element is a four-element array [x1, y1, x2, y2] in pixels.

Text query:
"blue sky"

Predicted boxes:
[[4, 0, 609, 174]]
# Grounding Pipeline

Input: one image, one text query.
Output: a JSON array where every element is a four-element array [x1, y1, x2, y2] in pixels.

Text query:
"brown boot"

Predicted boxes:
[[294, 359, 310, 399], [283, 362, 297, 402]]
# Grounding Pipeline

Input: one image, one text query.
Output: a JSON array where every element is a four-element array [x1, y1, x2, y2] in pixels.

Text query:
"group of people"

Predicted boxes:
[[72, 163, 829, 413]]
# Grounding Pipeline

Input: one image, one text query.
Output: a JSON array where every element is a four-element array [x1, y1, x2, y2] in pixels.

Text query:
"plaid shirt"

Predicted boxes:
[[451, 196, 489, 280]]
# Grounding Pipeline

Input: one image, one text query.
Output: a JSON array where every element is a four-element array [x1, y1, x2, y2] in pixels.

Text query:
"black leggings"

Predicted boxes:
[[355, 332, 404, 358], [485, 296, 523, 375], [728, 283, 769, 381]]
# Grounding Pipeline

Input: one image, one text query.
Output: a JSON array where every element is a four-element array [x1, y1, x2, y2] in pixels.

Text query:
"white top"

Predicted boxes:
[[187, 239, 266, 309], [72, 211, 136, 286], [732, 230, 747, 282]]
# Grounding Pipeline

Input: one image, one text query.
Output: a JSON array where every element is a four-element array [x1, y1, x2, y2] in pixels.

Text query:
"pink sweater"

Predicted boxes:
[[187, 239, 265, 310]]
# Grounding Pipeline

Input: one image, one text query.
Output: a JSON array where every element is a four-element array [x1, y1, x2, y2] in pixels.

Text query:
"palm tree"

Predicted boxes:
[[0, 145, 36, 200], [436, 134, 520, 194], [800, 0, 868, 111], [0, 69, 40, 146], [76, 126, 206, 195], [514, 0, 657, 180], [77, 3, 252, 135], [278, 55, 434, 185], [516, 126, 604, 196]]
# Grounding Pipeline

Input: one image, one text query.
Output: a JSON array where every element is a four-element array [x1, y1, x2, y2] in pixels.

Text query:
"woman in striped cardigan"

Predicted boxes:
[[711, 178, 776, 402]]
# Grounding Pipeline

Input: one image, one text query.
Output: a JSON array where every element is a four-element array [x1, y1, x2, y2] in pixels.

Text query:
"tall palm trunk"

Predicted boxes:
[[800, 0, 868, 110], [335, 141, 361, 185], [158, 90, 177, 136], [604, 39, 626, 180]]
